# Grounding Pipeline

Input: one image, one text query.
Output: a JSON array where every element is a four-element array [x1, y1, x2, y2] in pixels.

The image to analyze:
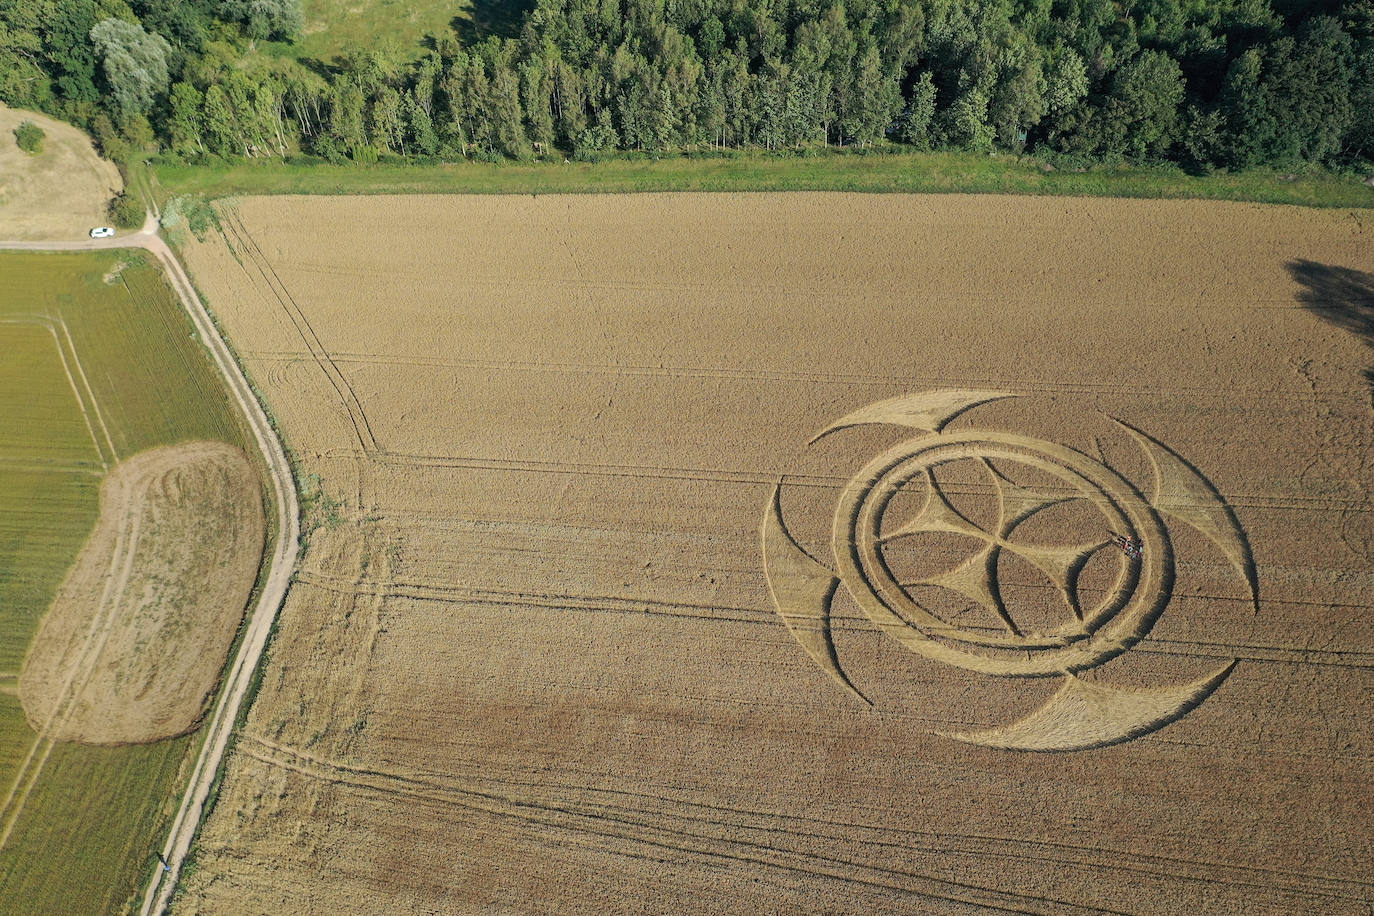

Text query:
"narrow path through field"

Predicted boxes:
[[0, 220, 300, 916]]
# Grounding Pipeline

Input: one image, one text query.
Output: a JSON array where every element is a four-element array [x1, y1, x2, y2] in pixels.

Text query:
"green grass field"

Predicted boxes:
[[152, 148, 1374, 209], [0, 251, 260, 916]]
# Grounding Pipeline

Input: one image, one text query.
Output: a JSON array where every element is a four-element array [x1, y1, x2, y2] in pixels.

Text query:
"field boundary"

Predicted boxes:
[[0, 230, 301, 916], [151, 152, 1374, 211]]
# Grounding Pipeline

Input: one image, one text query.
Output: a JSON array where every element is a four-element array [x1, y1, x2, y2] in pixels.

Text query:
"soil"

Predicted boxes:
[[0, 105, 121, 241], [171, 193, 1373, 914], [19, 442, 264, 745]]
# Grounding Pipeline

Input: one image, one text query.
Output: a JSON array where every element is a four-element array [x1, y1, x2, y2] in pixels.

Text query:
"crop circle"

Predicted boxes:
[[831, 429, 1169, 677]]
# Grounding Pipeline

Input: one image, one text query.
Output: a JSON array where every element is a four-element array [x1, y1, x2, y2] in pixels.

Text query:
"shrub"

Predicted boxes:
[[160, 195, 220, 244], [14, 120, 44, 154], [109, 191, 145, 228]]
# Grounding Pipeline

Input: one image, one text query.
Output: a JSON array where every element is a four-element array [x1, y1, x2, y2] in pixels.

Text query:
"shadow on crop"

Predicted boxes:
[[1287, 259, 1374, 405]]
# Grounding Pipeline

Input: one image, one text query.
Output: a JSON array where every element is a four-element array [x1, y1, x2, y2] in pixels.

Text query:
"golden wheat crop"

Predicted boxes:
[[172, 193, 1374, 915]]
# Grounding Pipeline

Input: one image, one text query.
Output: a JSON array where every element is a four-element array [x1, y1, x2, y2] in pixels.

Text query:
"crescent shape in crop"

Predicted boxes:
[[939, 661, 1238, 752]]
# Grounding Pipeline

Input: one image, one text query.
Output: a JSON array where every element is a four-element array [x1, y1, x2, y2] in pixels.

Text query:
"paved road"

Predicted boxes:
[[0, 222, 300, 916]]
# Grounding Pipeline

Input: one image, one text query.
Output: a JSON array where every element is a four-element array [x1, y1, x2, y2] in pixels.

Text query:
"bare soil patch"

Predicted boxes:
[[20, 442, 264, 745], [0, 105, 121, 241], [174, 193, 1372, 914]]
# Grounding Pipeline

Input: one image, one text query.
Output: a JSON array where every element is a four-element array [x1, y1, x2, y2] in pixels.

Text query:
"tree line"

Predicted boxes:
[[2, 0, 1372, 170]]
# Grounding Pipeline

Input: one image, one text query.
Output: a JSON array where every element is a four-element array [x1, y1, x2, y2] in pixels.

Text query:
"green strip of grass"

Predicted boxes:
[[0, 251, 261, 916], [153, 149, 1374, 209]]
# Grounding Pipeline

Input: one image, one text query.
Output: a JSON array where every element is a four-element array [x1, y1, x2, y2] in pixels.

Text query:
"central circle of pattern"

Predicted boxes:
[[831, 431, 1170, 677]]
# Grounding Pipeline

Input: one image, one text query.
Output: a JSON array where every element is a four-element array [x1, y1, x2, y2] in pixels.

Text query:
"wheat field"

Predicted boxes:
[[171, 193, 1373, 914]]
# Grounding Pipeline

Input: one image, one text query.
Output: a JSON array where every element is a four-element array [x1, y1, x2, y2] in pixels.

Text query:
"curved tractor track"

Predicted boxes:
[[0, 219, 300, 916]]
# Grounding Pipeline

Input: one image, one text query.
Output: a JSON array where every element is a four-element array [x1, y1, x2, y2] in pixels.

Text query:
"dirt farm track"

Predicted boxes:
[[172, 193, 1372, 915]]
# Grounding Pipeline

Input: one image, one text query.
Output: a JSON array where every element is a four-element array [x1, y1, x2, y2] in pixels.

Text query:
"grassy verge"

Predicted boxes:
[[0, 251, 263, 916], [153, 225, 310, 911], [152, 149, 1374, 208], [123, 156, 159, 216]]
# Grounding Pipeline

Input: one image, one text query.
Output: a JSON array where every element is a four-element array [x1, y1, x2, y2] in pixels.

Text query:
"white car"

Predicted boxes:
[[89, 226, 115, 239]]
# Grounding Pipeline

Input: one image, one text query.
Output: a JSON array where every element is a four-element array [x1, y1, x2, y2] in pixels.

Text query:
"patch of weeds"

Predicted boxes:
[[13, 119, 43, 154], [296, 472, 344, 543], [177, 847, 201, 885], [102, 260, 129, 284], [161, 194, 222, 244]]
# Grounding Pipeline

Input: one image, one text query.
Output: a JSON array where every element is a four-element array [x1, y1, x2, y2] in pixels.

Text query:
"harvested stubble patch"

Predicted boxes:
[[0, 103, 121, 240], [21, 442, 264, 745], [174, 193, 1373, 916]]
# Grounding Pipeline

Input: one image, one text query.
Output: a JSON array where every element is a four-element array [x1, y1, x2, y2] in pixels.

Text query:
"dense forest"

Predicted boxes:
[[2, 0, 1372, 170]]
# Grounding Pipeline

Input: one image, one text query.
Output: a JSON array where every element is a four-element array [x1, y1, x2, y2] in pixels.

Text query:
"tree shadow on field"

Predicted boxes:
[[452, 0, 533, 45], [1287, 260, 1374, 406], [297, 56, 334, 81]]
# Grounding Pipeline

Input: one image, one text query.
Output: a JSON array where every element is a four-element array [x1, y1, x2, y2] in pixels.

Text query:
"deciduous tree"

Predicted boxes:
[[89, 17, 172, 117]]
